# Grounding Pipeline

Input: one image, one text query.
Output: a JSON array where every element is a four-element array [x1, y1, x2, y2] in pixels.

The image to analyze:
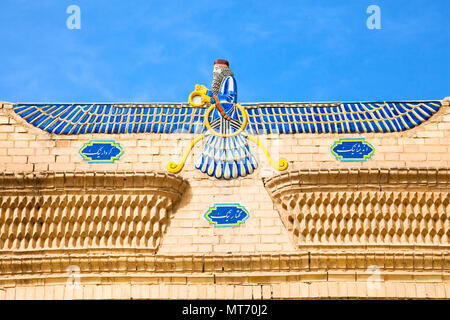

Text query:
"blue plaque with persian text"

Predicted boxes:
[[79, 140, 124, 163]]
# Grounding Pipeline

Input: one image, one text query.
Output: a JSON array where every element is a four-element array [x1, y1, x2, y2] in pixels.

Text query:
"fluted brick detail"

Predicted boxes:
[[279, 191, 449, 246], [0, 171, 188, 251], [264, 168, 450, 248]]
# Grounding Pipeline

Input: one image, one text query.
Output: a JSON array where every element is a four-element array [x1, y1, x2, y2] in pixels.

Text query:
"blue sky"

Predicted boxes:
[[0, 0, 448, 103]]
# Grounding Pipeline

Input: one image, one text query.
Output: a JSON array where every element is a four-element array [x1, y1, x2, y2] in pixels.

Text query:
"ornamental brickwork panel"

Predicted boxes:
[[0, 172, 187, 252], [264, 168, 450, 249]]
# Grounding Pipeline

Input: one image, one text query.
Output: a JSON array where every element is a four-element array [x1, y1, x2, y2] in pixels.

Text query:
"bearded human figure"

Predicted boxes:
[[194, 59, 258, 179]]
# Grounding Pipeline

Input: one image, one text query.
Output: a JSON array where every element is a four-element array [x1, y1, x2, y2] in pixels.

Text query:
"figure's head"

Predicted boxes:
[[213, 59, 229, 76], [211, 59, 234, 96]]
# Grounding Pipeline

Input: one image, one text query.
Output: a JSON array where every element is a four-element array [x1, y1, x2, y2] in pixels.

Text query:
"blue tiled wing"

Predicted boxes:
[[13, 104, 207, 134], [13, 101, 441, 135], [244, 101, 442, 134]]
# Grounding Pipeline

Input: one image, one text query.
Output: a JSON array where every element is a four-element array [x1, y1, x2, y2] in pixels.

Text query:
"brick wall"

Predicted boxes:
[[0, 99, 449, 256]]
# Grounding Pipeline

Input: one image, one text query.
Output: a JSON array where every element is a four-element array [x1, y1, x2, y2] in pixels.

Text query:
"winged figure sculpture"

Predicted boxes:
[[12, 59, 442, 180]]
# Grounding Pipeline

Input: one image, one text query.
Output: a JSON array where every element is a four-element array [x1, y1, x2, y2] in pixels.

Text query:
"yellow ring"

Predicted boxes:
[[189, 90, 205, 107], [204, 103, 248, 138]]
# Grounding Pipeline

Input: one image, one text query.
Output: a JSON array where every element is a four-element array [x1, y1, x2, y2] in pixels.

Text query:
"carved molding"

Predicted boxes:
[[0, 172, 188, 252], [0, 251, 449, 300], [264, 168, 450, 249], [0, 252, 448, 280]]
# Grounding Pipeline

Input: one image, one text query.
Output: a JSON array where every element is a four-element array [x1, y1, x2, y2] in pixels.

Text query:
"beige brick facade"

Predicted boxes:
[[0, 98, 449, 299]]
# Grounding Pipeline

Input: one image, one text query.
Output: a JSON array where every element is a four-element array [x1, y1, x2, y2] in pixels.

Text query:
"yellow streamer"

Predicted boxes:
[[247, 135, 288, 171], [167, 134, 205, 173]]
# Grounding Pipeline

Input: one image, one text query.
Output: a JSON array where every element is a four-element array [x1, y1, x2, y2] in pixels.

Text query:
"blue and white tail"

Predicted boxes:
[[195, 132, 258, 179]]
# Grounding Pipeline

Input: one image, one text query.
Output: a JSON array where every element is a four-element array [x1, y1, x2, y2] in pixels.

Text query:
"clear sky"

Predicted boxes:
[[0, 0, 448, 103]]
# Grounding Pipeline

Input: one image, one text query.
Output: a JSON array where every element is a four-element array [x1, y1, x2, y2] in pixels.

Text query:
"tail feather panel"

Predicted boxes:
[[195, 133, 258, 179]]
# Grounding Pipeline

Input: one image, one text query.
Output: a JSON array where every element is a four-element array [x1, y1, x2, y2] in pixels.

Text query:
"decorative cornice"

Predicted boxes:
[[1, 252, 448, 300], [0, 171, 187, 195], [264, 168, 450, 249], [0, 252, 448, 280], [0, 171, 188, 252], [264, 168, 450, 197]]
